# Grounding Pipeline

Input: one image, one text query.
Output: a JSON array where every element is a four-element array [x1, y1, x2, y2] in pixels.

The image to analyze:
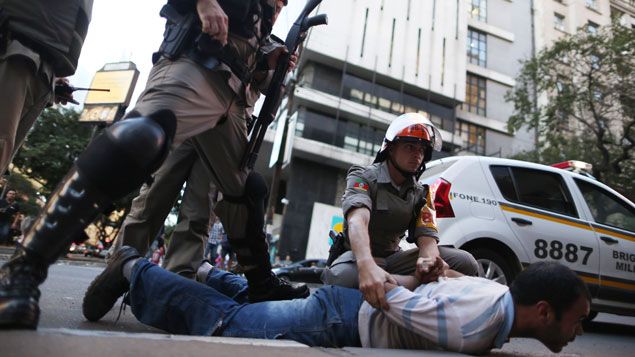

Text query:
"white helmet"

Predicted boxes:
[[374, 113, 443, 166]]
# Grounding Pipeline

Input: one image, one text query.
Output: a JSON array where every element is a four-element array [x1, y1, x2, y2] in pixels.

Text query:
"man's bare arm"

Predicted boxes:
[[348, 207, 396, 310]]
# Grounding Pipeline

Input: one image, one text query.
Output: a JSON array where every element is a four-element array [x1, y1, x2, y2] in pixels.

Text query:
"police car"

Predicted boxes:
[[419, 156, 635, 319]]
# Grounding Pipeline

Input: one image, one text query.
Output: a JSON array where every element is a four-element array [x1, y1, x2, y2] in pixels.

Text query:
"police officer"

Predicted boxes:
[[322, 113, 479, 310], [0, 0, 90, 174], [82, 0, 309, 323]]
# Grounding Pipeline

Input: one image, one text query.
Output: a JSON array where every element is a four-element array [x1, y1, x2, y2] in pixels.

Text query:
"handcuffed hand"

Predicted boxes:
[[415, 256, 448, 283], [358, 259, 397, 310]]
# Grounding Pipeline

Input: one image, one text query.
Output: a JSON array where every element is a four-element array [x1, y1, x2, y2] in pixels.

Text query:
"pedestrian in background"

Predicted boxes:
[[205, 216, 222, 263], [0, 189, 20, 244]]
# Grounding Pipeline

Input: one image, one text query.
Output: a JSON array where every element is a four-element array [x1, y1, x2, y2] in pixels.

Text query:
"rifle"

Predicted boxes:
[[54, 83, 110, 105], [240, 0, 327, 170]]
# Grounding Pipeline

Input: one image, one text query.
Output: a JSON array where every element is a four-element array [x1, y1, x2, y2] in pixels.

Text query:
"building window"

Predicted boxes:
[[554, 13, 565, 31], [611, 6, 624, 20], [585, 0, 598, 11], [463, 74, 486, 116], [455, 121, 486, 155], [468, 0, 487, 22], [466, 29, 487, 67], [587, 21, 599, 34]]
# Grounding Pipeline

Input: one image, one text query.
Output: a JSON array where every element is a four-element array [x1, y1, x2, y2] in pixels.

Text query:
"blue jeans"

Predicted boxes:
[[129, 260, 363, 347]]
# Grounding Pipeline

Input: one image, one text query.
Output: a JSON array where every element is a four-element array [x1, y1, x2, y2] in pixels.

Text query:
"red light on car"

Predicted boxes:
[[433, 178, 455, 218], [551, 160, 593, 173]]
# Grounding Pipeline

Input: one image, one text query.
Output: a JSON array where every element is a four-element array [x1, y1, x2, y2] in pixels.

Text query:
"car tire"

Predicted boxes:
[[470, 248, 515, 286], [584, 310, 598, 323]]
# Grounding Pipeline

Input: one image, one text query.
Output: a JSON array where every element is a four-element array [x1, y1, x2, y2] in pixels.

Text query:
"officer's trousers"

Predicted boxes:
[[111, 57, 251, 276], [108, 139, 216, 278], [0, 40, 53, 174]]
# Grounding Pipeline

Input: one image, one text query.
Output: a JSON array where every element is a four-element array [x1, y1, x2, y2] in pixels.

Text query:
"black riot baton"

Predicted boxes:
[[240, 0, 327, 170]]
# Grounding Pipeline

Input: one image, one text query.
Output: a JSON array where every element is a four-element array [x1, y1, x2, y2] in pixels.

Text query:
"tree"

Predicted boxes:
[[11, 107, 93, 196], [506, 22, 634, 200]]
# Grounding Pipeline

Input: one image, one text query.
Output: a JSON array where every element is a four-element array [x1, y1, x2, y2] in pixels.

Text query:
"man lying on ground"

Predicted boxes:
[[93, 246, 590, 355]]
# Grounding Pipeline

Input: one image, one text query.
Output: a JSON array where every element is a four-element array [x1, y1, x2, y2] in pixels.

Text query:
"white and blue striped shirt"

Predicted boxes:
[[358, 276, 514, 354]]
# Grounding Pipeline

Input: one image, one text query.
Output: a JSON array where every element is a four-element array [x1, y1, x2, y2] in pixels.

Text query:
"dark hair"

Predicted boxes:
[[510, 262, 590, 320]]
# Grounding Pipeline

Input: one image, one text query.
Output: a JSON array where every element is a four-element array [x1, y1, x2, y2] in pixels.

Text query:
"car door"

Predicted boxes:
[[573, 178, 635, 307], [487, 165, 601, 296]]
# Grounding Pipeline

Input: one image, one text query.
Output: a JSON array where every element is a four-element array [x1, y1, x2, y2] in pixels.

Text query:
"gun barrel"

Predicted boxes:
[[72, 87, 111, 92]]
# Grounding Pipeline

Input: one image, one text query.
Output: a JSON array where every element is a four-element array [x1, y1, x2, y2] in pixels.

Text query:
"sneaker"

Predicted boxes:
[[82, 246, 140, 322], [0, 247, 47, 329], [248, 272, 310, 303]]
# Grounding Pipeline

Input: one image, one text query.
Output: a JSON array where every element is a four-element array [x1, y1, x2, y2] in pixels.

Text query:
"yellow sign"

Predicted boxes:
[[79, 105, 119, 123], [84, 70, 136, 105]]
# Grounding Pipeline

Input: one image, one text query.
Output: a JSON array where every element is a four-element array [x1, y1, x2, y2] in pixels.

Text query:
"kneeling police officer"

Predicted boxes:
[[322, 113, 480, 310]]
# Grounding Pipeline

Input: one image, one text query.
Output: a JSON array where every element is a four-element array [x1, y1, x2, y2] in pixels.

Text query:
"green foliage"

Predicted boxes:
[[11, 107, 93, 196], [506, 22, 635, 199]]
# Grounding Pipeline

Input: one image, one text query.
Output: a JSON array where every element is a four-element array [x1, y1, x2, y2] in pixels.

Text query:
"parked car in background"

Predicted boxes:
[[272, 259, 327, 284], [83, 242, 106, 258], [419, 156, 635, 319]]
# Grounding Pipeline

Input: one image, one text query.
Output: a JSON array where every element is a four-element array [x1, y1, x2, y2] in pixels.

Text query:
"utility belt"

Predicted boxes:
[[155, 4, 254, 85], [185, 39, 253, 85]]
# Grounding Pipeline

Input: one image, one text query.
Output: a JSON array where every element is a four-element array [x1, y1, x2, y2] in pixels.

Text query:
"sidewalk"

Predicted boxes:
[[0, 328, 456, 357]]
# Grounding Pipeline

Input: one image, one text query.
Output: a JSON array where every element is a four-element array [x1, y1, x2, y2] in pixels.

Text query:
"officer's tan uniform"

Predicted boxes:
[[110, 27, 272, 276], [322, 161, 479, 287], [0, 0, 92, 174], [0, 39, 54, 173]]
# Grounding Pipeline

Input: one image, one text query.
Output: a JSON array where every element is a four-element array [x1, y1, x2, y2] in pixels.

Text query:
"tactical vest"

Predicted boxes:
[[0, 0, 92, 76]]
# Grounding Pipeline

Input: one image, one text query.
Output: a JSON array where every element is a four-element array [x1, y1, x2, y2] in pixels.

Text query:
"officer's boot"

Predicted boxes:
[[0, 110, 176, 329], [225, 172, 309, 302]]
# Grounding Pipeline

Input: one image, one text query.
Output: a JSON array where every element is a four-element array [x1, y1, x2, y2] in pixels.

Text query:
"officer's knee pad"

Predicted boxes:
[[76, 109, 176, 200]]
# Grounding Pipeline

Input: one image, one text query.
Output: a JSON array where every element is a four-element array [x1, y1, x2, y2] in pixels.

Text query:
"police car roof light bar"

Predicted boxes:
[[550, 160, 593, 174]]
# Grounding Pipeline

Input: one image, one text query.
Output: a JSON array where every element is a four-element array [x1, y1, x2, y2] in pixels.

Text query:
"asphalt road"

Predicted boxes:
[[2, 257, 635, 356]]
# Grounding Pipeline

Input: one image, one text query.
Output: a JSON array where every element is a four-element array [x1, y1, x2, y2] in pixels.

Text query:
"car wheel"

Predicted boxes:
[[470, 248, 514, 286], [584, 310, 598, 323]]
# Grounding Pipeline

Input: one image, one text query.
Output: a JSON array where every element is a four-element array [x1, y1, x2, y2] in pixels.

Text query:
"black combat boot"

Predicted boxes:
[[247, 271, 310, 302], [0, 111, 175, 329], [223, 172, 311, 302], [0, 247, 47, 329]]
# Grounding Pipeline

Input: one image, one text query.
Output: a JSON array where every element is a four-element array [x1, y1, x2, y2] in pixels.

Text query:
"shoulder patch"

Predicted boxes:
[[353, 179, 369, 192]]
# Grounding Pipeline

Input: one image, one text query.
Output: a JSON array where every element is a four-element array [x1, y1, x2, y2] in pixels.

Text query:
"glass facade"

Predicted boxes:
[[294, 108, 384, 156], [455, 120, 486, 155], [554, 13, 565, 31], [463, 73, 486, 116], [469, 0, 487, 22], [295, 61, 459, 156], [467, 29, 487, 67]]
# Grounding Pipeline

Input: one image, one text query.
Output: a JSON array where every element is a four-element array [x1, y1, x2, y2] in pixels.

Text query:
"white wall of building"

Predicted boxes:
[[308, 0, 467, 102]]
